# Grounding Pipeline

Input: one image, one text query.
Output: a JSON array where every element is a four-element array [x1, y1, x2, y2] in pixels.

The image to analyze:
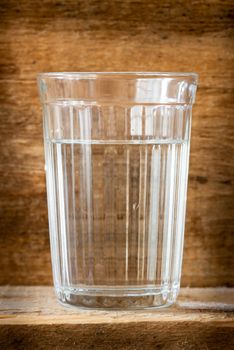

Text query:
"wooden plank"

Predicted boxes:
[[0, 287, 233, 349], [0, 0, 233, 287], [0, 286, 234, 324]]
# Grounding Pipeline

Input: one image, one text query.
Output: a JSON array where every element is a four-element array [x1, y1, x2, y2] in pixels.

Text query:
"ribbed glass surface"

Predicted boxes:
[[39, 72, 197, 309], [43, 101, 192, 308]]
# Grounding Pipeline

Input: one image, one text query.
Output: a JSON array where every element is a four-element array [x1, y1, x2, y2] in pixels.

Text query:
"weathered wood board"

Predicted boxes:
[[0, 0, 233, 286]]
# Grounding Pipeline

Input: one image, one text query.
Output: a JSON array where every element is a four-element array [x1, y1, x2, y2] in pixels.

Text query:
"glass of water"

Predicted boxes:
[[38, 72, 198, 309]]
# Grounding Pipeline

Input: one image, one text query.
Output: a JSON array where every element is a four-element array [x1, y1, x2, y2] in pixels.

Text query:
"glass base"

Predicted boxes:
[[56, 285, 179, 310]]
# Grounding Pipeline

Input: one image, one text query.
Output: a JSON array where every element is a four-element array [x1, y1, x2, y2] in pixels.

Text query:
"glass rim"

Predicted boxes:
[[38, 71, 198, 80]]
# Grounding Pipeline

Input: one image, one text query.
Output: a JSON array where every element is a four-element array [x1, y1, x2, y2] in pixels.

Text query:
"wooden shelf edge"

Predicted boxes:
[[0, 287, 233, 349]]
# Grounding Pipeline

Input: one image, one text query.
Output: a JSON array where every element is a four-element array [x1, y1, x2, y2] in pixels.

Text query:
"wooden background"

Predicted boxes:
[[0, 0, 233, 287]]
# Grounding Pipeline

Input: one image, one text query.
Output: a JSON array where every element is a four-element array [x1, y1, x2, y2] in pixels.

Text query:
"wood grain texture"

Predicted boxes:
[[0, 0, 233, 286], [0, 287, 233, 349]]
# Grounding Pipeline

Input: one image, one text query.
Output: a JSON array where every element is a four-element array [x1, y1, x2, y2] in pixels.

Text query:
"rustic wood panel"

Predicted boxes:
[[0, 0, 233, 286], [0, 287, 233, 349]]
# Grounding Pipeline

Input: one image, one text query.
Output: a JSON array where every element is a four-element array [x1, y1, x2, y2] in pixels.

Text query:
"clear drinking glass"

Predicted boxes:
[[38, 72, 198, 309]]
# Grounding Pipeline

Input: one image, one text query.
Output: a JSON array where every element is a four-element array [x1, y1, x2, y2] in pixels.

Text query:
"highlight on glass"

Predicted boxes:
[[38, 72, 198, 309]]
